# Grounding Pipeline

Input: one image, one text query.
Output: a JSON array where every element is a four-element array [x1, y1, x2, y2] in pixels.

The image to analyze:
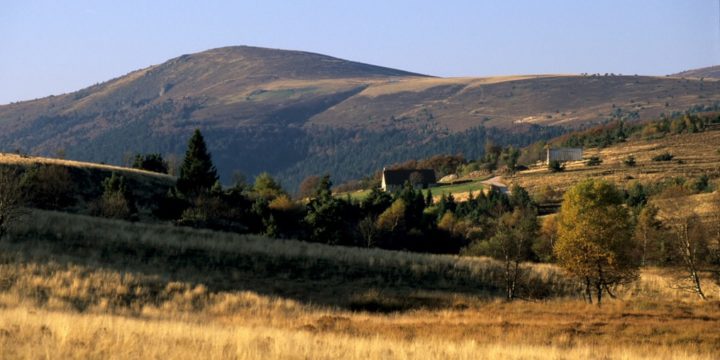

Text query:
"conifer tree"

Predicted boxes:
[[425, 188, 434, 206], [177, 129, 219, 197], [304, 175, 345, 244]]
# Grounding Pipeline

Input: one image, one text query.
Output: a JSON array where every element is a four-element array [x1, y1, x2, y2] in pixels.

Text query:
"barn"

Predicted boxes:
[[546, 147, 583, 164], [381, 168, 436, 192]]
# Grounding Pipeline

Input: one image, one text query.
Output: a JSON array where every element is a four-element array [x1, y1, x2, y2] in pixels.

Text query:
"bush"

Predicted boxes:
[[21, 165, 76, 210], [586, 156, 602, 166], [688, 174, 711, 193], [0, 167, 26, 238], [92, 173, 137, 220], [132, 153, 169, 174], [623, 155, 637, 167], [548, 160, 565, 172], [651, 152, 674, 162]]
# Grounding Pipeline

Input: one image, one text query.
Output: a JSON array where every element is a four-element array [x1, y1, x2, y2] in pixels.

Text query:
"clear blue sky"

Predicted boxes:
[[1, 0, 718, 104]]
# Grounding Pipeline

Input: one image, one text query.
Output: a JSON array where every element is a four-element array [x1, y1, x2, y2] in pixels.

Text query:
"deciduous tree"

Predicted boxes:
[[660, 205, 710, 300], [254, 172, 286, 200], [482, 208, 538, 300], [554, 179, 639, 305], [634, 204, 662, 266]]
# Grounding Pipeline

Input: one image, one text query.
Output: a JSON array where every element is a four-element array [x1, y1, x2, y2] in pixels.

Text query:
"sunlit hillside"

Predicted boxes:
[[0, 210, 718, 359], [513, 130, 720, 195]]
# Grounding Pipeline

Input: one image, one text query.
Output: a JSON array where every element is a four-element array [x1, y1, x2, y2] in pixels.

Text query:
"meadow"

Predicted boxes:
[[515, 130, 720, 195], [0, 209, 718, 359]]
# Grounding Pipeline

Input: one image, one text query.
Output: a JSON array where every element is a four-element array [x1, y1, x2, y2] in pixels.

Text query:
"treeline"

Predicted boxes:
[[552, 112, 720, 149], [276, 124, 563, 191], [37, 130, 540, 255], [155, 131, 540, 254]]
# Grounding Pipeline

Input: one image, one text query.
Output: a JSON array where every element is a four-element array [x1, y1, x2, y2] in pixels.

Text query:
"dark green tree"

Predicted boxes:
[[425, 188, 434, 206], [509, 184, 533, 210], [305, 175, 345, 244], [132, 153, 169, 174], [177, 129, 219, 197], [548, 160, 565, 172], [361, 187, 392, 216], [502, 146, 521, 173]]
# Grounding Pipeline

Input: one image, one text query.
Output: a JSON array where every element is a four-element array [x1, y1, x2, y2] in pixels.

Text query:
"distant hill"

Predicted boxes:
[[672, 65, 720, 79], [1, 45, 719, 190]]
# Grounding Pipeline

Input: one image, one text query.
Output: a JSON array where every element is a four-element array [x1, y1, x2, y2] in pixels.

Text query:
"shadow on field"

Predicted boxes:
[[1, 211, 576, 313]]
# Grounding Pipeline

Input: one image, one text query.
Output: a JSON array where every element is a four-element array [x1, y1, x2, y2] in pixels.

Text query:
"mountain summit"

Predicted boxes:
[[0, 46, 718, 189]]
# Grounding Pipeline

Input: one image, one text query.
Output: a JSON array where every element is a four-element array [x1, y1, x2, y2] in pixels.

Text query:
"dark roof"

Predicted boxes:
[[382, 169, 436, 186]]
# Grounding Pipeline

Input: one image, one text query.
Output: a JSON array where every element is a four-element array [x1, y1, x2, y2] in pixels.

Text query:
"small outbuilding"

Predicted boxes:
[[381, 168, 436, 192], [546, 147, 583, 164]]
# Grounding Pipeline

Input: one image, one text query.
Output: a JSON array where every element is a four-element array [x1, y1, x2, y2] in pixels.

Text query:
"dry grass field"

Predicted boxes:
[[514, 130, 720, 195], [0, 210, 718, 359]]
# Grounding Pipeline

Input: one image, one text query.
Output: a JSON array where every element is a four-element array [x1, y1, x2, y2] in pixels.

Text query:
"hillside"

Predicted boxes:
[[512, 129, 720, 195], [1, 209, 718, 359], [0, 153, 174, 217], [1, 46, 719, 190], [672, 65, 720, 79]]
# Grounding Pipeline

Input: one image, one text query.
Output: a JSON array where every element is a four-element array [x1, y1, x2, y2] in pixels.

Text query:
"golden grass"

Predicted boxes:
[[1, 305, 715, 360], [1, 210, 719, 359], [515, 130, 720, 194], [0, 153, 173, 180], [358, 75, 569, 98]]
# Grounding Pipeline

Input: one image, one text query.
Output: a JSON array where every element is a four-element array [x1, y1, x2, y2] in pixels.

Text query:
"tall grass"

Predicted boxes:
[[1, 210, 719, 359], [0, 304, 715, 360], [3, 210, 579, 309]]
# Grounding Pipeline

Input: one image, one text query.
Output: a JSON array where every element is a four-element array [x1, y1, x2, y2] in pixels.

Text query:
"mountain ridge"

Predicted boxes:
[[1, 45, 719, 189], [671, 65, 720, 79]]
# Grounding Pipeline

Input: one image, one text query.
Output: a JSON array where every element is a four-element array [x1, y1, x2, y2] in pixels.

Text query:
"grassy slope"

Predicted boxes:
[[514, 130, 720, 195], [673, 65, 720, 79], [0, 153, 173, 180], [1, 210, 718, 359], [0, 153, 175, 217]]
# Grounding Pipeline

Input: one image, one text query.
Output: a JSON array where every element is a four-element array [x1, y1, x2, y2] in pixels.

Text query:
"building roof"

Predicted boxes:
[[382, 168, 436, 186]]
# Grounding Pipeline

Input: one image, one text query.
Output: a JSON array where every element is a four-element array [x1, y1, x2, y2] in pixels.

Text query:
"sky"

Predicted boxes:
[[1, 0, 719, 104]]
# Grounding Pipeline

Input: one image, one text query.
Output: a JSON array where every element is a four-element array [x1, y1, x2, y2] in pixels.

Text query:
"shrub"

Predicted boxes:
[[586, 156, 602, 166], [548, 160, 565, 172], [0, 167, 26, 238], [21, 165, 75, 210], [688, 174, 711, 193], [92, 173, 137, 220], [623, 155, 637, 167], [132, 153, 169, 174], [651, 152, 674, 162]]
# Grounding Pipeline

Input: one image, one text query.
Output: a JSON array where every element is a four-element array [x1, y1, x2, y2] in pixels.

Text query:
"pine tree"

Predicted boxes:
[[425, 188, 434, 206], [304, 175, 345, 244], [177, 129, 219, 197]]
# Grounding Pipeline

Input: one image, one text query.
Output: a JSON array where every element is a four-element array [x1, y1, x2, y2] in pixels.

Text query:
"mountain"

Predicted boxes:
[[1, 46, 719, 190], [672, 65, 720, 79]]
